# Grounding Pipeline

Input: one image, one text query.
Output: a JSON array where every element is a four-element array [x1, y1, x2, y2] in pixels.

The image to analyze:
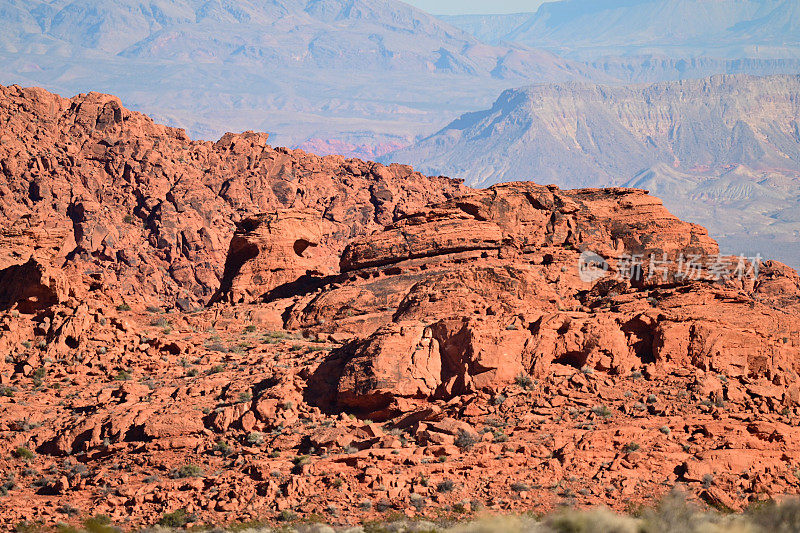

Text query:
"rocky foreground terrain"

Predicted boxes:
[[2, 85, 800, 530]]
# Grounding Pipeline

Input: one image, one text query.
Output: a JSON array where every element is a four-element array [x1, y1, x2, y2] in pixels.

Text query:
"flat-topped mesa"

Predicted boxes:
[[340, 182, 719, 274]]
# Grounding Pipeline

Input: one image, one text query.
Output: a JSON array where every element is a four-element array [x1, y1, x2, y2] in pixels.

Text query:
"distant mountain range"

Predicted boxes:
[[3, 0, 800, 153], [385, 74, 800, 267], [0, 0, 605, 149], [442, 0, 800, 84], [442, 0, 800, 60]]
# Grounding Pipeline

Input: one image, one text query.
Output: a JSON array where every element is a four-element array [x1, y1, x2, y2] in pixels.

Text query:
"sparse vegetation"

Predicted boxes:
[[0, 474, 16, 496], [13, 447, 34, 461], [113, 369, 132, 381], [511, 481, 531, 492], [622, 442, 640, 454], [170, 464, 203, 479], [277, 509, 297, 522], [437, 479, 455, 493], [212, 441, 232, 456], [455, 429, 479, 450], [592, 404, 612, 418], [158, 509, 191, 527], [515, 374, 534, 389], [11, 489, 800, 532], [247, 432, 263, 445]]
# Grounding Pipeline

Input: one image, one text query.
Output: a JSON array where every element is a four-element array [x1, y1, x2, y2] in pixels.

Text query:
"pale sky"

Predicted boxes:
[[402, 0, 546, 15]]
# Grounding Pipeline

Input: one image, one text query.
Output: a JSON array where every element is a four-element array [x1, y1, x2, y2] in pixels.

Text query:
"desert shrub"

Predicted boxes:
[[511, 481, 531, 493], [14, 447, 34, 461], [747, 498, 800, 533], [56, 504, 79, 517], [410, 493, 426, 511], [622, 442, 640, 454], [516, 374, 534, 389], [437, 479, 456, 493], [212, 441, 232, 456], [170, 464, 203, 479], [546, 507, 639, 533], [492, 394, 507, 406], [592, 405, 612, 418], [246, 432, 263, 445], [0, 475, 16, 496], [83, 514, 116, 533], [492, 429, 509, 443], [455, 429, 479, 450], [359, 499, 373, 511], [158, 509, 190, 527]]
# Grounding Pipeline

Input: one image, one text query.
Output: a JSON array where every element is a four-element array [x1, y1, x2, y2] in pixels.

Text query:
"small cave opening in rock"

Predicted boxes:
[[552, 351, 590, 369], [622, 317, 656, 364], [0, 259, 59, 314], [208, 238, 259, 304], [64, 336, 80, 350], [293, 239, 316, 258]]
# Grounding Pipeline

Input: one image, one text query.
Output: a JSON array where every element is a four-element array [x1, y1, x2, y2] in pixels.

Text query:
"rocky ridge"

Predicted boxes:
[[1, 86, 800, 529], [0, 83, 465, 309]]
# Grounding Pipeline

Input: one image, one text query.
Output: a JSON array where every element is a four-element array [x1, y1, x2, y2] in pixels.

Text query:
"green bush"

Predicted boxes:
[[170, 464, 203, 479], [14, 447, 34, 461], [158, 509, 189, 528]]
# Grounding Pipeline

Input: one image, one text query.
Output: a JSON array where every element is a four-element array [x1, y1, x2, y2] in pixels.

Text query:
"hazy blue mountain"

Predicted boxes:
[[384, 74, 800, 266], [442, 0, 800, 83], [438, 13, 533, 45], [444, 0, 800, 59], [0, 0, 605, 151]]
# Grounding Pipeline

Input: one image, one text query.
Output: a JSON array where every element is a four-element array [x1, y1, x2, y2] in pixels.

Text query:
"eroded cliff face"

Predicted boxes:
[[2, 86, 800, 529]]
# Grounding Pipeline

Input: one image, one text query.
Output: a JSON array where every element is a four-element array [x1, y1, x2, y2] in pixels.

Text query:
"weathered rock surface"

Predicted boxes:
[[212, 209, 325, 304], [292, 184, 799, 417], [1, 86, 800, 530], [0, 84, 465, 308]]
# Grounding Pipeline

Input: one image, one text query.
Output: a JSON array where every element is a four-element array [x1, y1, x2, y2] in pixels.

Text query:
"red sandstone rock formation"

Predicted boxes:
[[0, 84, 465, 308], [288, 183, 799, 417], [1, 85, 800, 530]]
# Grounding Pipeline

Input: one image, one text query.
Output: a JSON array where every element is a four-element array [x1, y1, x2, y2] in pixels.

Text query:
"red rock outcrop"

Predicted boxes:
[[289, 183, 799, 418], [0, 84, 465, 308], [212, 209, 325, 304], [2, 85, 800, 530]]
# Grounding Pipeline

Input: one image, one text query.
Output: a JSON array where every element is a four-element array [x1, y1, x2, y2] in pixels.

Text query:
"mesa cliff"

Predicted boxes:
[[1, 85, 800, 529]]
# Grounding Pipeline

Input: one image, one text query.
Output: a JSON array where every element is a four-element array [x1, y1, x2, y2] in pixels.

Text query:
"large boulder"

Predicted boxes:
[[301, 183, 800, 417], [212, 209, 324, 303]]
